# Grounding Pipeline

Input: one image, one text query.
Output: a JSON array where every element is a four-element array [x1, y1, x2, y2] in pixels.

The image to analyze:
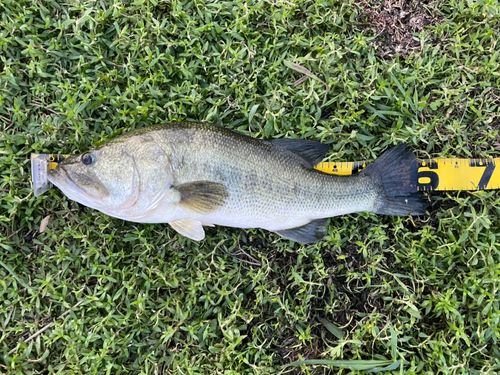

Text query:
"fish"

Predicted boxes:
[[48, 122, 427, 244]]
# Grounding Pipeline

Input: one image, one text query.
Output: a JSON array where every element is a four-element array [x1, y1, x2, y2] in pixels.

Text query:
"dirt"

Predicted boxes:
[[276, 336, 322, 375], [359, 0, 441, 58], [310, 244, 385, 328]]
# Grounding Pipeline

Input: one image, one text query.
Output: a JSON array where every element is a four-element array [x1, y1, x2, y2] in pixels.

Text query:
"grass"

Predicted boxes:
[[1, 0, 500, 373]]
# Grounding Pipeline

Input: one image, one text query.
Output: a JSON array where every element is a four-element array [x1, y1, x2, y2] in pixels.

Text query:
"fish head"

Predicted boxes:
[[48, 137, 173, 218]]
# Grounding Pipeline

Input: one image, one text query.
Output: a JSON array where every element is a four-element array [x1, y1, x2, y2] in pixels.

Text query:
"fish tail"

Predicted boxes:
[[362, 143, 427, 216]]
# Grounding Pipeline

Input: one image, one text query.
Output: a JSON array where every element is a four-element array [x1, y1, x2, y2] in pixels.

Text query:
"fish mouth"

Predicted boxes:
[[48, 166, 79, 196], [48, 166, 101, 207], [48, 162, 140, 215], [48, 166, 74, 192]]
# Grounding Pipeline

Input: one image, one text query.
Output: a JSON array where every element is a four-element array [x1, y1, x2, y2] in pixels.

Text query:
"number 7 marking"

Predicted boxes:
[[472, 161, 496, 190]]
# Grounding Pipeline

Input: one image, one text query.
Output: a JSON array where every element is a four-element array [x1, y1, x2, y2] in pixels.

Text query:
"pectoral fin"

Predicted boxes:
[[174, 181, 229, 213], [169, 219, 206, 241]]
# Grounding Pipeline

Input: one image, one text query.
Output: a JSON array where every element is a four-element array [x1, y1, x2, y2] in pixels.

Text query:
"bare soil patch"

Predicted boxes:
[[360, 0, 441, 57]]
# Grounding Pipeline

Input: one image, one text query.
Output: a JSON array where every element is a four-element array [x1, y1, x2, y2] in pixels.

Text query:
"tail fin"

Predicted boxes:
[[362, 143, 427, 216]]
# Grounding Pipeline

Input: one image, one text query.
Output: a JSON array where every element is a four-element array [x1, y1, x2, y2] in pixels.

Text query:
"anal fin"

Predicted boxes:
[[274, 218, 328, 244], [170, 219, 206, 241]]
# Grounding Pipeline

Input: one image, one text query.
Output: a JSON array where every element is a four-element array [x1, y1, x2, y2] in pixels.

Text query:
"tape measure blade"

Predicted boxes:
[[314, 161, 359, 176], [416, 158, 500, 191], [317, 158, 500, 191], [482, 158, 500, 190]]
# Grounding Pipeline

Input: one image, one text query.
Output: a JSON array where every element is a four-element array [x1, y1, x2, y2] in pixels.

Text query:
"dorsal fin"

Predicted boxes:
[[271, 138, 331, 167]]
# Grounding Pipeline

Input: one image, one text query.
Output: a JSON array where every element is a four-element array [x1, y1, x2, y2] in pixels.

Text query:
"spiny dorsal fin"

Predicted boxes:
[[274, 218, 328, 244], [271, 138, 331, 167], [169, 219, 205, 241], [174, 181, 229, 213]]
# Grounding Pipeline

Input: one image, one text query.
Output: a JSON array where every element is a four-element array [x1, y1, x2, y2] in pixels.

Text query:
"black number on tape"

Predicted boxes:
[[470, 160, 496, 190], [412, 160, 439, 191], [417, 170, 439, 190]]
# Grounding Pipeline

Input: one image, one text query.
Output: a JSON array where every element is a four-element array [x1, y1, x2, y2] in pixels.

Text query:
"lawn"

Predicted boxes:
[[1, 0, 500, 373]]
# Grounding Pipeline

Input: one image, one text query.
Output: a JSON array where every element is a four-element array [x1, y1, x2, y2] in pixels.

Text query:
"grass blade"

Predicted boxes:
[[367, 360, 401, 373], [283, 359, 394, 370], [283, 61, 326, 85], [284, 60, 329, 107], [248, 104, 260, 125], [317, 317, 343, 339]]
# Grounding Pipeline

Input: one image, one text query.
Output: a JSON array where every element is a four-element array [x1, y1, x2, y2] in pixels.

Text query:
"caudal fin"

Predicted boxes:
[[362, 143, 427, 216]]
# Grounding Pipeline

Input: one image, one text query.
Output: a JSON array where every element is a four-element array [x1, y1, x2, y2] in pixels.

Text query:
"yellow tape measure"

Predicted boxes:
[[32, 154, 500, 195], [315, 158, 500, 191]]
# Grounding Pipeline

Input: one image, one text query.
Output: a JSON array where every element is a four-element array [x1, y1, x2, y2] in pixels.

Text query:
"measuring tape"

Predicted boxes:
[[32, 154, 500, 196], [315, 158, 500, 191]]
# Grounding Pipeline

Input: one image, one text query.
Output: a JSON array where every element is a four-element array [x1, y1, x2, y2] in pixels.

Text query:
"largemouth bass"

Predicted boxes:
[[48, 122, 427, 243]]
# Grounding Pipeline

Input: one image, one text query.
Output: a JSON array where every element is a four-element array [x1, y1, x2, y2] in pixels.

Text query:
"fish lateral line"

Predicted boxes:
[[32, 154, 500, 195]]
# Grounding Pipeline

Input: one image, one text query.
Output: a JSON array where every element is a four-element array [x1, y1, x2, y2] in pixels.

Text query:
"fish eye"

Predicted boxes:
[[82, 153, 94, 166]]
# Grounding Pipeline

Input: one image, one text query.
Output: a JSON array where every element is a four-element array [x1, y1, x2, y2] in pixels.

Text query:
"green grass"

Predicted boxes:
[[1, 0, 500, 373]]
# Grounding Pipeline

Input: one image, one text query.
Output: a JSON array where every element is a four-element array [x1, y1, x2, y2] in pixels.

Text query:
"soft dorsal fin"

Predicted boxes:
[[274, 218, 328, 244], [170, 219, 205, 241], [271, 138, 331, 167], [174, 181, 229, 213]]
